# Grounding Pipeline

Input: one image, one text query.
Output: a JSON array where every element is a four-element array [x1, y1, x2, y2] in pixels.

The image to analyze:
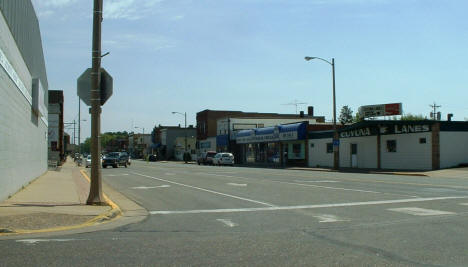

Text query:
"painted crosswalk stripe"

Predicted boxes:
[[216, 219, 238, 227], [459, 203, 468, 206], [313, 214, 348, 223], [387, 207, 455, 216]]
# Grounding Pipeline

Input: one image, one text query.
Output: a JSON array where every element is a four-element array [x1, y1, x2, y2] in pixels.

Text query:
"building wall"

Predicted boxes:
[[380, 133, 432, 170], [440, 132, 468, 168], [340, 136, 378, 169], [0, 7, 48, 201], [308, 138, 333, 167]]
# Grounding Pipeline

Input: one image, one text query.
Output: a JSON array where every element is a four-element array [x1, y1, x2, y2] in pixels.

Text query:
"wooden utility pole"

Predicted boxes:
[[87, 0, 105, 205]]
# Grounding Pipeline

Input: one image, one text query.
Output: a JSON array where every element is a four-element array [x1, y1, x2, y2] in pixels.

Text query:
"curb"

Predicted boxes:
[[288, 167, 428, 177], [0, 170, 122, 236]]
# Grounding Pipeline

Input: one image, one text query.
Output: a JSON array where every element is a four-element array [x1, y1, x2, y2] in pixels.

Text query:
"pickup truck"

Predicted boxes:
[[102, 152, 128, 168]]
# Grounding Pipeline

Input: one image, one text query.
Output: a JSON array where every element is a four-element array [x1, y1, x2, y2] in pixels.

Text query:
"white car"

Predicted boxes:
[[212, 153, 234, 166], [85, 155, 92, 168]]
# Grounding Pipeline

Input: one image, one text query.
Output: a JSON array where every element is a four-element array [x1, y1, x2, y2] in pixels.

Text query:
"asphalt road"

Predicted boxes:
[[2, 161, 468, 266]]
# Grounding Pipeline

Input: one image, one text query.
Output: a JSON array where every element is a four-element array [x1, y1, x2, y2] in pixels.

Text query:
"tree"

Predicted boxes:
[[339, 105, 354, 125], [393, 113, 427, 121]]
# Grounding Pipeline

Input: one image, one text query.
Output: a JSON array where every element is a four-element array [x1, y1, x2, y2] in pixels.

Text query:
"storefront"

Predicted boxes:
[[308, 121, 468, 170], [235, 122, 308, 166]]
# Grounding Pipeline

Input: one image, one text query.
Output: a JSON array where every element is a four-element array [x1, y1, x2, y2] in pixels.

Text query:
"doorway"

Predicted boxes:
[[351, 143, 358, 168]]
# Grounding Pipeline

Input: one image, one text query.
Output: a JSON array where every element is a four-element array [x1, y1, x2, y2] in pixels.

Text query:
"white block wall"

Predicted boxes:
[[308, 138, 333, 167], [380, 133, 432, 170], [440, 132, 468, 168], [0, 15, 47, 201], [340, 136, 378, 169]]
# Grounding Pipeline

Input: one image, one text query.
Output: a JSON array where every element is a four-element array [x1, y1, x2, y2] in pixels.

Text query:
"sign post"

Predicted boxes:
[[86, 0, 105, 205]]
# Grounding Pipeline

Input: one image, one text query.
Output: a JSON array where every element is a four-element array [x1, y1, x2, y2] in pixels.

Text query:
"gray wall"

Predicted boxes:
[[164, 128, 197, 159], [0, 1, 48, 201]]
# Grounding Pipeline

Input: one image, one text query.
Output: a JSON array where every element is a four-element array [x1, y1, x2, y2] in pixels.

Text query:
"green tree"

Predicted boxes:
[[339, 105, 354, 125], [393, 113, 427, 120]]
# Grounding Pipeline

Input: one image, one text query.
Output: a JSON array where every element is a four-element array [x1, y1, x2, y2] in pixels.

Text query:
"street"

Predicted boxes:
[[2, 161, 468, 266]]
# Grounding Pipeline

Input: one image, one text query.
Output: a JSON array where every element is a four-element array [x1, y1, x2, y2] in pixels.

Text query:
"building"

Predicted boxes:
[[48, 90, 64, 165], [196, 108, 325, 153], [233, 122, 338, 167], [129, 133, 152, 159], [308, 120, 468, 170], [152, 125, 197, 160], [0, 1, 49, 201]]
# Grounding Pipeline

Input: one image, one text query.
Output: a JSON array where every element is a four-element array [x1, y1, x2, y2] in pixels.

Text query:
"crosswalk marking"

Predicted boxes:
[[313, 214, 348, 223], [459, 203, 468, 206], [387, 207, 455, 216]]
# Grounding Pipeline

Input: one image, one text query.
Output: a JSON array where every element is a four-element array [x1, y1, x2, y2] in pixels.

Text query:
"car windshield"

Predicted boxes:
[[107, 152, 119, 157]]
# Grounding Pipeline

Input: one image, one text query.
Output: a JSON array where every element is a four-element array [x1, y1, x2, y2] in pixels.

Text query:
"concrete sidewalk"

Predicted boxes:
[[0, 159, 114, 235]]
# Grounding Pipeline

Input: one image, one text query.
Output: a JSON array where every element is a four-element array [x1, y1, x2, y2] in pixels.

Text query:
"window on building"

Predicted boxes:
[[310, 143, 314, 148], [419, 138, 426, 144], [386, 140, 397, 152], [326, 143, 333, 153]]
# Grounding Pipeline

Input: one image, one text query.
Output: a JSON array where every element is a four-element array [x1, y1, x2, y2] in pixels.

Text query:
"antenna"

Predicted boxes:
[[429, 102, 441, 120], [282, 99, 307, 114]]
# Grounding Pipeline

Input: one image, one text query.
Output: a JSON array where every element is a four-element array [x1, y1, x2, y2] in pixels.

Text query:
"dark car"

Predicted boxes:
[[197, 151, 217, 165], [102, 152, 128, 168]]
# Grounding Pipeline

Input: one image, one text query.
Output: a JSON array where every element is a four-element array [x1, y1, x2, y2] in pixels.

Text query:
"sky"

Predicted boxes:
[[31, 0, 468, 141]]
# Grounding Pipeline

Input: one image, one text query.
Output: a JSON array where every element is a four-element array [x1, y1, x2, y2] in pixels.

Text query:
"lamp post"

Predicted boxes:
[[305, 56, 339, 170], [134, 126, 145, 157], [172, 111, 187, 153]]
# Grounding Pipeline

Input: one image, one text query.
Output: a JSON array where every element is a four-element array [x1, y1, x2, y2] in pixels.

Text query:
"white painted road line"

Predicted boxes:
[[388, 207, 456, 216], [16, 239, 87, 244], [227, 183, 247, 187], [459, 203, 468, 206], [216, 219, 238, 227], [149, 196, 468, 215], [295, 180, 339, 183], [131, 172, 275, 207], [272, 180, 382, 194], [313, 214, 348, 223], [131, 185, 171, 189]]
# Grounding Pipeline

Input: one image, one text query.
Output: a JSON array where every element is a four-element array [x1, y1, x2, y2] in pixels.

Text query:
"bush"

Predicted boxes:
[[183, 152, 191, 163]]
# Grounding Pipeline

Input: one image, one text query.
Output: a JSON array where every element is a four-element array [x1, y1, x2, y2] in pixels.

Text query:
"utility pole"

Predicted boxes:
[[87, 0, 105, 205], [78, 99, 81, 154], [430, 102, 441, 121]]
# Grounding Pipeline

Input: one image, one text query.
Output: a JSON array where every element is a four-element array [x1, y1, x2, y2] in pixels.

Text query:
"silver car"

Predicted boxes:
[[85, 155, 92, 168]]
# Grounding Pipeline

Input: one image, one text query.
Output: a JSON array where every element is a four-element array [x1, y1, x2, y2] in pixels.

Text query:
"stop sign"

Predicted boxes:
[[77, 68, 113, 106]]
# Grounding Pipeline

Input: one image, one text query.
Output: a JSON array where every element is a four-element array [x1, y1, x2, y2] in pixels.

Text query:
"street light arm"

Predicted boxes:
[[304, 56, 332, 66]]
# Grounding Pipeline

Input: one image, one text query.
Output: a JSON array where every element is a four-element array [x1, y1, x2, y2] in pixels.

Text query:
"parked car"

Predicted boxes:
[[197, 151, 217, 165], [120, 152, 131, 165], [213, 153, 235, 166], [148, 154, 158, 162], [102, 152, 128, 168], [85, 155, 92, 168]]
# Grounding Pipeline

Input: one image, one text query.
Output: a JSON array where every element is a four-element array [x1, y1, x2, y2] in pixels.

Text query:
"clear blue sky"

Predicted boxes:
[[32, 0, 468, 140]]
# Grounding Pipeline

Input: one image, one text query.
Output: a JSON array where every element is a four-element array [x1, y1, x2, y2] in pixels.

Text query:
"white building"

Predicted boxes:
[[308, 121, 468, 170], [0, 1, 49, 201]]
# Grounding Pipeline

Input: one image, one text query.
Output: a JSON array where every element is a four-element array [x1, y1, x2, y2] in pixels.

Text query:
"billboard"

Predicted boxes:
[[358, 103, 402, 118]]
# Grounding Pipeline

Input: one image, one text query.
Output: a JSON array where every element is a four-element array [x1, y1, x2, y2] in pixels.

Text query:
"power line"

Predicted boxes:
[[282, 99, 307, 114]]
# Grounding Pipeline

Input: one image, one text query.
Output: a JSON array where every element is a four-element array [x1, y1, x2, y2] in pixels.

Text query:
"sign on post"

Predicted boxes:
[[77, 68, 113, 106], [358, 103, 402, 118]]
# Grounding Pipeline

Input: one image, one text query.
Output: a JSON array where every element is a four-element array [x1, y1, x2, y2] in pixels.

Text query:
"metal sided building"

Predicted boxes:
[[0, 1, 49, 201], [308, 121, 468, 170]]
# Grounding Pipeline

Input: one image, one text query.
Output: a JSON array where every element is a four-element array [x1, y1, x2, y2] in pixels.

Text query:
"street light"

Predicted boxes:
[[134, 126, 145, 134], [305, 56, 339, 170], [172, 111, 187, 153]]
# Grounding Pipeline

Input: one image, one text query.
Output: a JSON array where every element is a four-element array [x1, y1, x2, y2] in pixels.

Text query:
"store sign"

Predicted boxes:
[[279, 131, 298, 141], [340, 124, 431, 138], [340, 128, 372, 138], [358, 103, 402, 118], [380, 124, 430, 135]]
